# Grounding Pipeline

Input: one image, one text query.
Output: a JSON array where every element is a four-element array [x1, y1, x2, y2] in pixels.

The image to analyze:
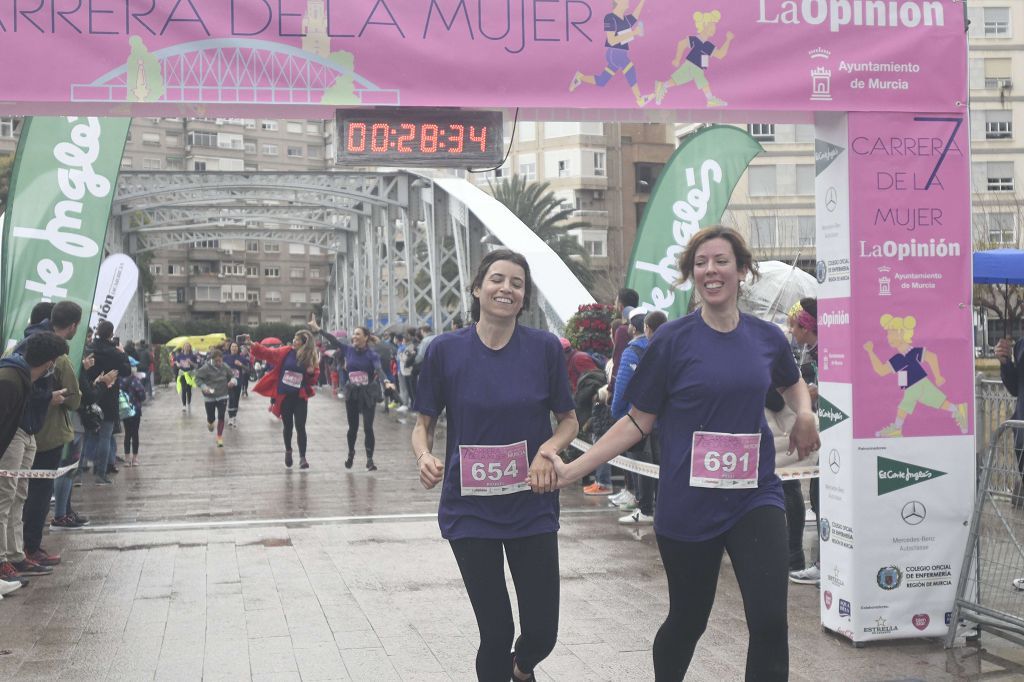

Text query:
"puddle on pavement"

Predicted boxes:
[[238, 537, 293, 547]]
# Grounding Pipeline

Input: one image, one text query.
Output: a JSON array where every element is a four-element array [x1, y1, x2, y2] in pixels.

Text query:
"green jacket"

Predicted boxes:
[[35, 354, 82, 452]]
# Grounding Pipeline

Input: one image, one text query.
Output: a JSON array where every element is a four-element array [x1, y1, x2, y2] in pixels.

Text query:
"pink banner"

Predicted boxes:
[[0, 1, 966, 116], [819, 297, 853, 384], [848, 112, 973, 440]]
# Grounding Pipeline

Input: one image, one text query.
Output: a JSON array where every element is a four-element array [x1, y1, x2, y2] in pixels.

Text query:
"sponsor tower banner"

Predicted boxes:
[[627, 125, 761, 319], [0, 1, 966, 116], [818, 111, 973, 642], [0, 117, 131, 369]]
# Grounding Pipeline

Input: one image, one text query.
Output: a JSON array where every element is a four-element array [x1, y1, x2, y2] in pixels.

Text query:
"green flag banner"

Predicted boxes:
[[1, 116, 130, 368], [627, 125, 762, 319]]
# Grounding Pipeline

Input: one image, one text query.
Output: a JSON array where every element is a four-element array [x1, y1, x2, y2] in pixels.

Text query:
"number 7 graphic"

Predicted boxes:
[[913, 116, 963, 190]]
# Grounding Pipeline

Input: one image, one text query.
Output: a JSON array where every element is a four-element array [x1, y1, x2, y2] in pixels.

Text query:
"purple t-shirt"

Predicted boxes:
[[604, 13, 637, 49], [344, 346, 381, 379], [887, 347, 926, 388], [277, 349, 304, 395], [624, 311, 800, 541], [686, 36, 715, 69], [414, 324, 575, 540]]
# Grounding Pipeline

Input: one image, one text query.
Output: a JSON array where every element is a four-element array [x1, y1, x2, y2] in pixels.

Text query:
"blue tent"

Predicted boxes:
[[974, 248, 1024, 336]]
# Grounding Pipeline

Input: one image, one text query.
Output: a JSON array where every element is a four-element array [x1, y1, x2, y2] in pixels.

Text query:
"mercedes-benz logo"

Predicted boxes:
[[901, 500, 926, 526], [825, 187, 838, 212], [829, 449, 841, 474]]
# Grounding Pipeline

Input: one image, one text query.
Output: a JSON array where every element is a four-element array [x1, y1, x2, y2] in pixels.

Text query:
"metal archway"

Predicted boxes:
[[112, 170, 593, 339]]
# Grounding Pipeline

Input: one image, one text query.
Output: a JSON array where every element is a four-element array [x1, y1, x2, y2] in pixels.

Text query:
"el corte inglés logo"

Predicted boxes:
[[817, 396, 849, 432], [877, 456, 947, 495]]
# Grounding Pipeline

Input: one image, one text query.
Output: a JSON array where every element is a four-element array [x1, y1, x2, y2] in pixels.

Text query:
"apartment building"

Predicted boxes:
[[475, 121, 677, 288], [0, 116, 334, 328]]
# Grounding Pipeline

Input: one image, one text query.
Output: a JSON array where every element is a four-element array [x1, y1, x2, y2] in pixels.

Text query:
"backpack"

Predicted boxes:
[[118, 389, 137, 420], [78, 403, 104, 433]]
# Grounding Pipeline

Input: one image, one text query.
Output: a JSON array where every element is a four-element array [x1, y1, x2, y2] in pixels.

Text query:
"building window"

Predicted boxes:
[[309, 268, 321, 279], [244, 139, 257, 153], [748, 165, 778, 196], [262, 144, 278, 156], [287, 146, 304, 158], [264, 242, 280, 253], [246, 265, 259, 277], [635, 163, 664, 194], [194, 285, 220, 301], [193, 160, 207, 171], [193, 240, 219, 249], [750, 216, 779, 248], [264, 267, 280, 278], [287, 122, 303, 134], [0, 118, 15, 138], [217, 133, 244, 150], [142, 132, 161, 145], [167, 264, 184, 276], [260, 120, 279, 131], [984, 7, 1011, 37], [593, 152, 606, 177], [584, 240, 605, 257], [289, 292, 307, 304], [175, 287, 186, 303], [519, 162, 536, 181], [247, 240, 259, 252], [149, 264, 162, 275], [121, 158, 133, 169], [165, 156, 184, 170], [557, 159, 570, 177], [311, 292, 322, 304], [247, 291, 260, 303], [984, 58, 1012, 89], [986, 161, 1015, 191], [985, 110, 1013, 139], [265, 291, 281, 303], [796, 164, 815, 195], [290, 268, 305, 279], [221, 263, 245, 276], [748, 124, 776, 142], [143, 158, 162, 170], [982, 213, 1017, 244], [187, 131, 217, 148], [798, 216, 816, 246], [306, 123, 319, 135]]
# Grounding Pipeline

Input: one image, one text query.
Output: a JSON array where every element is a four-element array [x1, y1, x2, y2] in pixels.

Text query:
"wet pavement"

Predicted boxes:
[[1, 386, 1022, 681]]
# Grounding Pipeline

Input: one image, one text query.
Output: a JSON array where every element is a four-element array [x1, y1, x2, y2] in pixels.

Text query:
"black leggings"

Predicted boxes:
[[345, 398, 376, 456], [178, 373, 192, 405], [654, 505, 789, 682], [449, 533, 559, 681], [205, 399, 227, 434], [228, 384, 242, 418], [280, 394, 308, 457], [782, 480, 806, 571], [122, 415, 141, 455]]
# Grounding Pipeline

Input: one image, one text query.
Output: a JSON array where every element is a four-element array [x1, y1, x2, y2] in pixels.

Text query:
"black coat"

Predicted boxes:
[[86, 339, 132, 422], [1000, 338, 1024, 449]]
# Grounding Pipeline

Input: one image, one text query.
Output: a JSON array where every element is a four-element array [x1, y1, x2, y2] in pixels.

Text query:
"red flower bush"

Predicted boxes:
[[564, 303, 614, 356]]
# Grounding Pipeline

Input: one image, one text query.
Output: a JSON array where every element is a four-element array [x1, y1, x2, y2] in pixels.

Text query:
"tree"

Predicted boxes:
[[0, 154, 13, 215], [972, 197, 1024, 343], [488, 175, 595, 290]]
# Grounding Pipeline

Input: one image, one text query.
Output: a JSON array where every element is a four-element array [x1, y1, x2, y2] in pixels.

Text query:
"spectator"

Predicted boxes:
[[136, 340, 155, 399], [14, 301, 84, 569], [561, 338, 599, 394], [996, 334, 1024, 505], [83, 321, 131, 485], [609, 288, 640, 394], [0, 332, 69, 584]]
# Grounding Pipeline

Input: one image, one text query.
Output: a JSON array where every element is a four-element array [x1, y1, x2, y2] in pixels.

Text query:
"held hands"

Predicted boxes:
[[995, 337, 1013, 365], [788, 412, 821, 461], [417, 453, 444, 489], [528, 447, 559, 494]]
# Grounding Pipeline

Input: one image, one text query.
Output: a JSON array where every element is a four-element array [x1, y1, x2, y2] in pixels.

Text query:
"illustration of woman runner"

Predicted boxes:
[[862, 314, 968, 438], [652, 10, 733, 107], [568, 0, 654, 108]]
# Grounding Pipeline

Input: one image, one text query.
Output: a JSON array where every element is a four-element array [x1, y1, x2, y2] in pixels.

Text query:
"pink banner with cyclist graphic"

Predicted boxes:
[[0, 0, 965, 116], [847, 112, 973, 440]]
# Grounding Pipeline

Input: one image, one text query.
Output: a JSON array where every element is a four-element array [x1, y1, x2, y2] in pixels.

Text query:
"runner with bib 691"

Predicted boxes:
[[542, 226, 820, 682]]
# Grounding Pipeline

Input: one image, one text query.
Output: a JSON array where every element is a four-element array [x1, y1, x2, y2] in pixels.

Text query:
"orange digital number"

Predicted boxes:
[[397, 124, 416, 153]]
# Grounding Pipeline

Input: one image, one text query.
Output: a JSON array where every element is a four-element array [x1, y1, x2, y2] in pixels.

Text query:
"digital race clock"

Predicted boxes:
[[336, 108, 504, 168]]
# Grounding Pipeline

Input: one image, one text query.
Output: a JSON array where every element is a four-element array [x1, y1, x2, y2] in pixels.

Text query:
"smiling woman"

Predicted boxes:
[[410, 248, 578, 681]]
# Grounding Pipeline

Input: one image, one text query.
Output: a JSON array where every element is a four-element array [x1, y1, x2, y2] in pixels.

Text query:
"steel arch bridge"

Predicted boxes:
[[73, 39, 399, 105], [112, 171, 592, 337]]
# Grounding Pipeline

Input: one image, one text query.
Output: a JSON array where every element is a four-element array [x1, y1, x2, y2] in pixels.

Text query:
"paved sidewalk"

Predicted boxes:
[[0, 386, 1020, 680]]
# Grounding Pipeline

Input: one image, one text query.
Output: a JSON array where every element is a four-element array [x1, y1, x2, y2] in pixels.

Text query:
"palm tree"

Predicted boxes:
[[488, 175, 595, 289]]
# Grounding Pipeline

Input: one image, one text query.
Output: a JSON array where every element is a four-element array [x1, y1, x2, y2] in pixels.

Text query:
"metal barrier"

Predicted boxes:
[[946, 419, 1024, 648], [977, 376, 1017, 458]]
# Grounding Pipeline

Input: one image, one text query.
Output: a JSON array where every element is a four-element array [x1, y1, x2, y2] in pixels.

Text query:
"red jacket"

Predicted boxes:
[[251, 343, 319, 416], [566, 349, 598, 393]]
